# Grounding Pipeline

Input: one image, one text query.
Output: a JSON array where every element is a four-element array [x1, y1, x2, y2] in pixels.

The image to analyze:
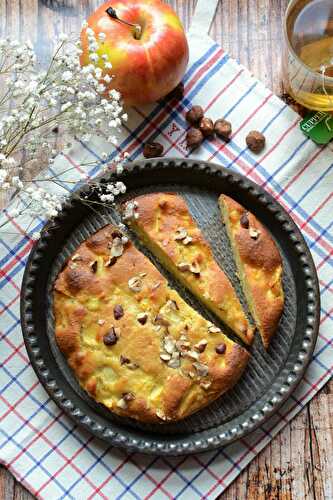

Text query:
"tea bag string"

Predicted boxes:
[[320, 64, 333, 126]]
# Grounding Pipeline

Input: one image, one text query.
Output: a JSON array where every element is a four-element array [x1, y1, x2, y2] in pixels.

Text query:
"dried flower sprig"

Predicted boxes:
[[0, 25, 129, 238]]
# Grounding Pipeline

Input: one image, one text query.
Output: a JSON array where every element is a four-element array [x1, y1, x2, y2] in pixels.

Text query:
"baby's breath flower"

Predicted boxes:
[[81, 64, 94, 74], [107, 135, 118, 145], [116, 181, 126, 194], [108, 119, 117, 128], [100, 193, 114, 202], [94, 67, 102, 78], [62, 70, 73, 81], [109, 89, 120, 100], [88, 42, 98, 52], [86, 73, 97, 83], [59, 33, 68, 42], [0, 32, 126, 237], [89, 53, 99, 62]]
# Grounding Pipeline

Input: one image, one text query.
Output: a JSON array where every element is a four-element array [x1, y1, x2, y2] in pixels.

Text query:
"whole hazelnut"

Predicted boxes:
[[215, 343, 226, 355], [186, 127, 204, 150], [199, 117, 214, 137], [143, 142, 164, 158], [246, 130, 265, 153], [166, 81, 184, 101], [185, 105, 204, 125], [214, 119, 232, 139]]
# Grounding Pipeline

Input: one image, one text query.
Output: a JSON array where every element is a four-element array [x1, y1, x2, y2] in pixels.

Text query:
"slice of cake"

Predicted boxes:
[[219, 194, 284, 349], [122, 193, 254, 344], [54, 224, 249, 423]]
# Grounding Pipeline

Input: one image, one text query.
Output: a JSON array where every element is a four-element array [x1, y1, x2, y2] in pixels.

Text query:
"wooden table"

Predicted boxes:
[[0, 1, 332, 499]]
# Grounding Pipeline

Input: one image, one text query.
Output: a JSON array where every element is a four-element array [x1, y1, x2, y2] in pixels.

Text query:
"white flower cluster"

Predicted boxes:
[[0, 25, 129, 237], [0, 38, 35, 73], [23, 187, 64, 218], [99, 181, 126, 202]]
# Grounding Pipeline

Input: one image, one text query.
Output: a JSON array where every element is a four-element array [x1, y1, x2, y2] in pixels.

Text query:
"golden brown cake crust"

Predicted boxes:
[[123, 193, 254, 344], [54, 225, 249, 423], [219, 195, 284, 349]]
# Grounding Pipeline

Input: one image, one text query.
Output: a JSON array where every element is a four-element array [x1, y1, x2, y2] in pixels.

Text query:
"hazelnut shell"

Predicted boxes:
[[246, 130, 265, 153], [143, 142, 164, 158], [199, 117, 214, 137], [185, 105, 204, 125], [186, 127, 204, 150], [214, 119, 232, 139]]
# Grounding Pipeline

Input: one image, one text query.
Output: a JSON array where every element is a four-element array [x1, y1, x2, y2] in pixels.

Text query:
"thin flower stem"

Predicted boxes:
[[75, 196, 114, 209], [4, 41, 66, 157], [0, 87, 13, 107], [51, 178, 73, 194]]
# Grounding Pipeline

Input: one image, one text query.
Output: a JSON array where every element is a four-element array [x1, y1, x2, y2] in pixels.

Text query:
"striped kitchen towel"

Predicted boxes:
[[0, 0, 332, 498]]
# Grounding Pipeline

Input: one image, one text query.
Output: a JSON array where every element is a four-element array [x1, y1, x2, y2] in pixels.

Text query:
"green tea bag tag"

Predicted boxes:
[[300, 111, 333, 144]]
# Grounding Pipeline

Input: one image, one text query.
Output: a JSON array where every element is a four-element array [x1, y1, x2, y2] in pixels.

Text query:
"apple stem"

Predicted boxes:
[[106, 7, 142, 40]]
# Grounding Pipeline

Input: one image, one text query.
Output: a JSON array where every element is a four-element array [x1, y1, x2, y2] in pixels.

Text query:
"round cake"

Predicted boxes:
[[53, 224, 249, 423]]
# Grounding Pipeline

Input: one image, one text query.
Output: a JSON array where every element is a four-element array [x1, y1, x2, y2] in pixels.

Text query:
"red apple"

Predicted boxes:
[[80, 0, 189, 106]]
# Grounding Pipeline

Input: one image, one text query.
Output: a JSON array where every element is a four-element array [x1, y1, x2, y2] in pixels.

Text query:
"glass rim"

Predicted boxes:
[[283, 0, 333, 82]]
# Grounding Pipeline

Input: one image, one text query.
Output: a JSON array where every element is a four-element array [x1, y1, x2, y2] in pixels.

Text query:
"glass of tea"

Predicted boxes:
[[283, 0, 333, 112]]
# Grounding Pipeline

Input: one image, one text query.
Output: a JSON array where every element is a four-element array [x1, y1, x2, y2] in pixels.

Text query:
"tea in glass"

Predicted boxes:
[[284, 0, 333, 111]]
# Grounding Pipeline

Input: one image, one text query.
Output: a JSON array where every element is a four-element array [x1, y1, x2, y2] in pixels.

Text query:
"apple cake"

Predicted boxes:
[[122, 193, 254, 344], [219, 195, 284, 349], [53, 225, 249, 423]]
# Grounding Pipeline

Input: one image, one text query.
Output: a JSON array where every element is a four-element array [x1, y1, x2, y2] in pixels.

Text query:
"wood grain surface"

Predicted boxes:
[[0, 1, 332, 499]]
